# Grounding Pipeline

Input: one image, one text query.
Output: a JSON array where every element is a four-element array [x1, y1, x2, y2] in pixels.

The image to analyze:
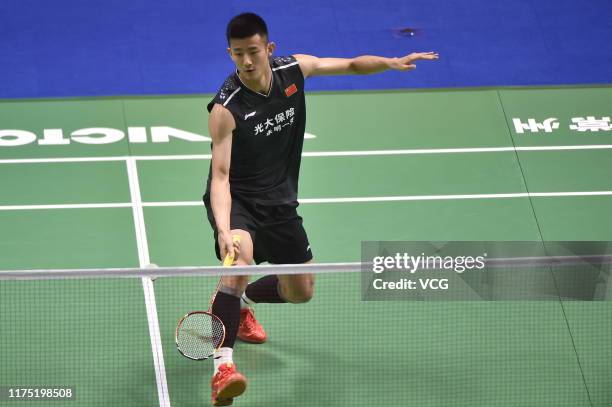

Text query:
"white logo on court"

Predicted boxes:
[[569, 116, 612, 132], [0, 127, 318, 147], [0, 126, 211, 147], [513, 118, 559, 134], [244, 111, 257, 120]]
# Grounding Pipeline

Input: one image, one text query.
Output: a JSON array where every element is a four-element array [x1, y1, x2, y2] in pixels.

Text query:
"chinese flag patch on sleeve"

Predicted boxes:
[[285, 84, 298, 97]]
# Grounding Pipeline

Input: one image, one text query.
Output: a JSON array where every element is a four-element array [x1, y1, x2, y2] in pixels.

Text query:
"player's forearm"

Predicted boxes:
[[349, 55, 397, 74], [210, 179, 232, 234]]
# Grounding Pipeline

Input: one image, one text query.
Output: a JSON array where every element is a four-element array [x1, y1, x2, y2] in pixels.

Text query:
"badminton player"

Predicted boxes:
[[203, 12, 438, 405]]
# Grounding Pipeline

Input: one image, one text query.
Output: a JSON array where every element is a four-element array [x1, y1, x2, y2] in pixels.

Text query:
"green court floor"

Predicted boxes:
[[0, 87, 611, 406]]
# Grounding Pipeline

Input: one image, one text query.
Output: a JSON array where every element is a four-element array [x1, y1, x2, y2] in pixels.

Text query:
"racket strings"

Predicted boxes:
[[176, 312, 225, 360], [175, 234, 240, 360]]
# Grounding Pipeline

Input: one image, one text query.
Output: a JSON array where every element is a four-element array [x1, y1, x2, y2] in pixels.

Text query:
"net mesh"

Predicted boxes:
[[0, 259, 610, 406]]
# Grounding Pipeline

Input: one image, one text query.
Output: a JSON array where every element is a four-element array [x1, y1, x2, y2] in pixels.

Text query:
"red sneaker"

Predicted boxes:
[[210, 363, 247, 406], [237, 308, 267, 344]]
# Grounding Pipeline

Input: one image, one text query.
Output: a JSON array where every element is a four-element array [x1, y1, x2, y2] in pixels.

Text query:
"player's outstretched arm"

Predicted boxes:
[[294, 52, 439, 78], [209, 103, 238, 260]]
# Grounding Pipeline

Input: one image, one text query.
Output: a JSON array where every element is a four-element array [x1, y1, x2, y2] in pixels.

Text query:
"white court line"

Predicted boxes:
[[300, 191, 612, 202], [1, 144, 612, 164], [126, 158, 171, 407], [139, 191, 612, 206], [302, 145, 612, 157], [3, 190, 612, 211], [0, 156, 129, 164], [0, 203, 132, 210]]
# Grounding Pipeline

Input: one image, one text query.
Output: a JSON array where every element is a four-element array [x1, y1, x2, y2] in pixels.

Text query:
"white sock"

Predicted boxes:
[[240, 292, 255, 309], [213, 347, 233, 375]]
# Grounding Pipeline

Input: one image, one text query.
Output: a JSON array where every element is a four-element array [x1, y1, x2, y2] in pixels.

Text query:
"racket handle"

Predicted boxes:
[[222, 234, 242, 267]]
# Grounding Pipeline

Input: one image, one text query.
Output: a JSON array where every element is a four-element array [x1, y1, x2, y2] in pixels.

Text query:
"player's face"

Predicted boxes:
[[228, 34, 275, 80]]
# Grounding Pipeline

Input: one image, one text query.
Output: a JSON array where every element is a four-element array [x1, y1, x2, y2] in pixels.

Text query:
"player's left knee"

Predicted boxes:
[[290, 289, 313, 303], [284, 280, 314, 304]]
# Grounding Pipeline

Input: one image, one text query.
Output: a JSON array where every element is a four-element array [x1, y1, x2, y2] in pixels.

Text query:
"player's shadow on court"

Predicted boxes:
[[238, 339, 483, 407], [238, 339, 347, 406], [233, 338, 285, 375]]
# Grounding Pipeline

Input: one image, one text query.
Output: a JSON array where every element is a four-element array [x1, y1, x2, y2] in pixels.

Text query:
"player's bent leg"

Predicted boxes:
[[278, 261, 315, 304]]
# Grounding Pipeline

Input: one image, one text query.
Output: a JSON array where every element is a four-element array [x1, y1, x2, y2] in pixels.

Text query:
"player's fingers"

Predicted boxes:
[[415, 52, 438, 60], [231, 234, 241, 262], [220, 236, 234, 262], [218, 238, 226, 257], [221, 245, 229, 261]]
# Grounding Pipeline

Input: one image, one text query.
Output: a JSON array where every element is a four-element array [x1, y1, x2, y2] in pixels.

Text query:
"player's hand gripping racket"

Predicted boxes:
[[175, 234, 241, 360]]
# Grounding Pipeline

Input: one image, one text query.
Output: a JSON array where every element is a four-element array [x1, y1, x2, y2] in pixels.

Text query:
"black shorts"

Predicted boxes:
[[203, 195, 313, 265]]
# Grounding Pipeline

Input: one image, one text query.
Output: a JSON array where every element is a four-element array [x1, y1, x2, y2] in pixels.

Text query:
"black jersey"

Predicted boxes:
[[205, 55, 306, 206]]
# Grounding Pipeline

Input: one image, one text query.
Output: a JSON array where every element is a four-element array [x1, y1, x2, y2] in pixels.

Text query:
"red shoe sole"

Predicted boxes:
[[237, 334, 267, 344], [212, 397, 233, 406], [213, 376, 247, 405]]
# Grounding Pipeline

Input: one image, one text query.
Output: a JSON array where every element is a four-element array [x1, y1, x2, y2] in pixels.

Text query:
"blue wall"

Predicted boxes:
[[1, 0, 611, 98]]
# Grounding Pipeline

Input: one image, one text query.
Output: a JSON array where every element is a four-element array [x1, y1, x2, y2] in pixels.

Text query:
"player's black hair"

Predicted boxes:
[[226, 12, 268, 44]]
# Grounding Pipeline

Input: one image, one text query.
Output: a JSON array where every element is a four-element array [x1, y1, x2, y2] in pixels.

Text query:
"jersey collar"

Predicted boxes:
[[234, 66, 274, 98]]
